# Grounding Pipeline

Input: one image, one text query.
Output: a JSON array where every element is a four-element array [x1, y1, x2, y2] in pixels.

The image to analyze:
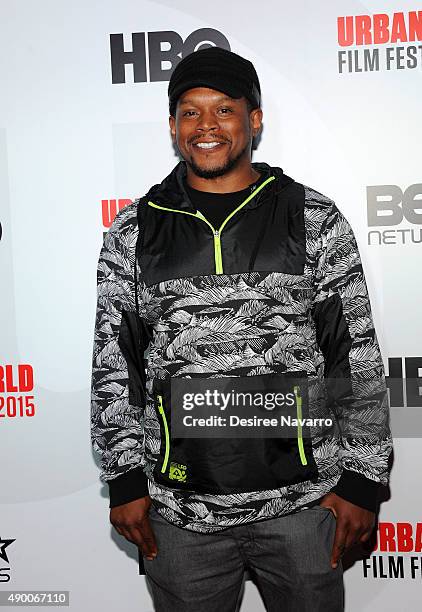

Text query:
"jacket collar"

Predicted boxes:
[[145, 161, 293, 213]]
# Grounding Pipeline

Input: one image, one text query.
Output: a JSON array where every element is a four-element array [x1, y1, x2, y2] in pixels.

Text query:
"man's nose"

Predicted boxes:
[[196, 111, 219, 131]]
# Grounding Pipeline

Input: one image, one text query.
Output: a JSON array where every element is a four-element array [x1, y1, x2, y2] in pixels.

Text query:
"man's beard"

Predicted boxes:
[[187, 143, 249, 180]]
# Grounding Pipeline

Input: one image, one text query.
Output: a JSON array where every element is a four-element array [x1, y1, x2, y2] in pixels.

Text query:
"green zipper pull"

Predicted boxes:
[[294, 385, 308, 466], [157, 394, 170, 474]]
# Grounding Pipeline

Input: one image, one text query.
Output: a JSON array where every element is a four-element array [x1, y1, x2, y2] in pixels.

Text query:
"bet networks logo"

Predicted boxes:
[[337, 10, 422, 73], [110, 28, 230, 84], [366, 184, 422, 246], [0, 364, 36, 419], [363, 522, 422, 579], [0, 537, 16, 583]]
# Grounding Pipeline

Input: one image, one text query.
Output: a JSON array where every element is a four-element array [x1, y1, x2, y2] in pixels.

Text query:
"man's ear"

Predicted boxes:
[[250, 108, 263, 139], [169, 115, 176, 143]]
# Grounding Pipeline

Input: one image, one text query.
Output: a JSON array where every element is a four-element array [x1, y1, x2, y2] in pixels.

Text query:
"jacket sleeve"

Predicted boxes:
[[312, 202, 392, 512], [91, 204, 151, 508]]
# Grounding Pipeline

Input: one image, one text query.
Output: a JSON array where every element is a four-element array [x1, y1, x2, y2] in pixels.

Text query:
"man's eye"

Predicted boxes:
[[219, 107, 233, 114], [183, 110, 197, 117]]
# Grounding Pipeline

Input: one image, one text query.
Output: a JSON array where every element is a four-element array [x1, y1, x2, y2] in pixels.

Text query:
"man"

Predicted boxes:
[[91, 47, 392, 611]]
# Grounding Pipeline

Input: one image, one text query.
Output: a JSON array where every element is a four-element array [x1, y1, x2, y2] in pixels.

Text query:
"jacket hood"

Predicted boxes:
[[144, 160, 294, 212]]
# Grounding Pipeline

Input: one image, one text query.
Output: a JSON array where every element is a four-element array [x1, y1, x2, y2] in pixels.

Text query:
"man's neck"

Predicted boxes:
[[185, 163, 260, 193]]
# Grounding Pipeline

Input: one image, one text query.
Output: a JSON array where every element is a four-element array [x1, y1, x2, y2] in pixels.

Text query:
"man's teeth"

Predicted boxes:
[[195, 142, 221, 149]]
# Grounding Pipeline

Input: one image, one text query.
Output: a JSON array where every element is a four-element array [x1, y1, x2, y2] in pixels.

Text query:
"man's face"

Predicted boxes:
[[169, 87, 262, 180]]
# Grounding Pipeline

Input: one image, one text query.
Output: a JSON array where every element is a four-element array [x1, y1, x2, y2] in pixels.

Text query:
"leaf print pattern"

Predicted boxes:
[[91, 204, 148, 482], [91, 184, 392, 533]]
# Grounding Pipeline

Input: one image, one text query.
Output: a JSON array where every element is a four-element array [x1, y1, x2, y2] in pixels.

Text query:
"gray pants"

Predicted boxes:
[[144, 504, 344, 612]]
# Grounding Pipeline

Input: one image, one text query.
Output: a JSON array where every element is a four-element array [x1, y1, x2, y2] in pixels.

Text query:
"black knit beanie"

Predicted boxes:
[[168, 47, 261, 115]]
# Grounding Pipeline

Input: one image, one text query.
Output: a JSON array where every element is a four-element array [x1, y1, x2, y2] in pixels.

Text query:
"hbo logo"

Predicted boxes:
[[110, 28, 230, 84]]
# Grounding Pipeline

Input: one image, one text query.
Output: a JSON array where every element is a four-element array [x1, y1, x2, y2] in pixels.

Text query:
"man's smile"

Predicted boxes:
[[190, 139, 229, 154], [194, 142, 223, 149]]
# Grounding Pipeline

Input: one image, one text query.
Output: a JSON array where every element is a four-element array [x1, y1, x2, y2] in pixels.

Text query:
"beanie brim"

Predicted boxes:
[[170, 77, 243, 110]]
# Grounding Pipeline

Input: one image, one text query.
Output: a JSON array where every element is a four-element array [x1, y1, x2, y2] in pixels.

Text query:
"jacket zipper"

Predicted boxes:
[[147, 175, 276, 275], [157, 394, 170, 474], [294, 386, 307, 466]]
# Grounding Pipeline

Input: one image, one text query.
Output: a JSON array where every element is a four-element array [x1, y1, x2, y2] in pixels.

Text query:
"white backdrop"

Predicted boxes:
[[1, 0, 421, 610]]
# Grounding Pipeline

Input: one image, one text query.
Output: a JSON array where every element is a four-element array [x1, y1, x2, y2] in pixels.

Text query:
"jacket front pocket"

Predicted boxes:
[[153, 391, 189, 485], [152, 374, 319, 494]]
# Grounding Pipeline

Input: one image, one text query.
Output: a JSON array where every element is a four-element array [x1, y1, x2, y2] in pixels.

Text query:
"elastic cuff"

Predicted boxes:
[[331, 469, 380, 512], [108, 466, 150, 508]]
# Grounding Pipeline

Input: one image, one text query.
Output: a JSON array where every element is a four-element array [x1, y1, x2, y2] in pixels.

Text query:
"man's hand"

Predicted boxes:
[[320, 492, 375, 569], [110, 496, 158, 560]]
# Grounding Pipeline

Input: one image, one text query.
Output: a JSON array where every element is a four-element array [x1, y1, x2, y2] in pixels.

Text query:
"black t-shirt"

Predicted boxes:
[[184, 178, 261, 230]]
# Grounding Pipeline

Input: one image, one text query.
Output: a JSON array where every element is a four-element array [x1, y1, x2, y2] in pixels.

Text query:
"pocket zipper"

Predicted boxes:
[[157, 394, 170, 474], [294, 386, 308, 466]]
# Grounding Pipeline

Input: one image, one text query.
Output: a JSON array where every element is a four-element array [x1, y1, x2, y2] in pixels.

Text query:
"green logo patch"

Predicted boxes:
[[168, 462, 187, 482]]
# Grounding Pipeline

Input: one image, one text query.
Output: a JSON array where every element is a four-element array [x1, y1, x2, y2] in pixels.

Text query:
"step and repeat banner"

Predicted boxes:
[[1, 0, 421, 610]]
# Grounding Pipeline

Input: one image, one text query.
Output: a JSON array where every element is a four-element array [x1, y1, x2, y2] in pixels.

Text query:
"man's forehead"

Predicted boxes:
[[178, 88, 241, 105]]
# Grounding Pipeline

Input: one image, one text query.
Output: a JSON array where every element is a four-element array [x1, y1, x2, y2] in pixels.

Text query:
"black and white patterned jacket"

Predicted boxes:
[[91, 161, 392, 533]]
